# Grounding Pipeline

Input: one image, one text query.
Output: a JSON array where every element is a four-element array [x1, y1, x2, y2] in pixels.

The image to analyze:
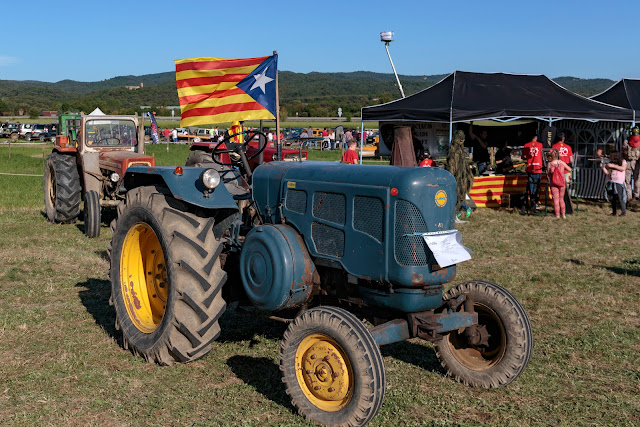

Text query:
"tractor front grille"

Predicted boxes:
[[313, 192, 346, 225], [394, 199, 429, 266], [312, 222, 344, 257], [354, 196, 383, 242], [286, 189, 307, 214]]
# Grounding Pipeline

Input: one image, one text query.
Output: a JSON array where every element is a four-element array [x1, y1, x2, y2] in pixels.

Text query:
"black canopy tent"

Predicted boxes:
[[359, 71, 635, 200], [591, 78, 640, 124], [361, 71, 634, 126]]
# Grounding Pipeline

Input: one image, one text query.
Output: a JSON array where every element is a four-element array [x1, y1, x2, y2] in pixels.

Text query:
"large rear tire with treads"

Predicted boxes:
[[109, 185, 226, 365], [43, 152, 81, 224]]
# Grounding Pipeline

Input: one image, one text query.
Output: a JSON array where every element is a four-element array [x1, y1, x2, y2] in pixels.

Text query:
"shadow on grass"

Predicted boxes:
[[218, 308, 288, 345], [75, 278, 120, 345], [596, 258, 640, 278], [381, 340, 446, 375], [226, 355, 296, 414]]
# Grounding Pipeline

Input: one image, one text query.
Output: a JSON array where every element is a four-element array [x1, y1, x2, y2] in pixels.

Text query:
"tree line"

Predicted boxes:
[[0, 71, 615, 119]]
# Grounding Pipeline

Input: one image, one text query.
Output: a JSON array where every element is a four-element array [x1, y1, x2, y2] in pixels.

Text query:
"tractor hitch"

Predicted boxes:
[[369, 309, 478, 346]]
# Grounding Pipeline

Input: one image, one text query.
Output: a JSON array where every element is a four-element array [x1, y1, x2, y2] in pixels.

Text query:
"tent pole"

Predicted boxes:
[[449, 122, 452, 147], [360, 118, 364, 164]]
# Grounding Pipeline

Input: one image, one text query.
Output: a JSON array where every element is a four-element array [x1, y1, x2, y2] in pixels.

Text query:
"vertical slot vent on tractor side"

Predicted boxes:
[[285, 189, 307, 214], [313, 192, 346, 225], [394, 199, 429, 266], [312, 222, 345, 257], [354, 196, 384, 242]]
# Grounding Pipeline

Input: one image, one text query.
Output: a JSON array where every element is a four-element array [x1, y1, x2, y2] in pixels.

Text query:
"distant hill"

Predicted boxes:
[[0, 71, 617, 119]]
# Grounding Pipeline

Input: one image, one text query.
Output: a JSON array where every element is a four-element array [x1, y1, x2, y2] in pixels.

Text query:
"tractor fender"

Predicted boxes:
[[81, 152, 101, 194], [123, 166, 239, 211]]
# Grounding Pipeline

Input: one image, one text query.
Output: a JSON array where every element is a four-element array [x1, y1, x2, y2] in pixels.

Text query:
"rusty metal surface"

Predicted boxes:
[[369, 319, 411, 346]]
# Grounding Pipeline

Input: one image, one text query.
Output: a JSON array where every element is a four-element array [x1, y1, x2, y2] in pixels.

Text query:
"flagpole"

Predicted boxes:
[[274, 50, 281, 161]]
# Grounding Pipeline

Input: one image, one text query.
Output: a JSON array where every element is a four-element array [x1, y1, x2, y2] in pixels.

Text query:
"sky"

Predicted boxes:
[[2, 0, 639, 83]]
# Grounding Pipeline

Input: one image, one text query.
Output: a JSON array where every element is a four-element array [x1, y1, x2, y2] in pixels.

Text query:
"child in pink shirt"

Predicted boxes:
[[602, 150, 627, 216]]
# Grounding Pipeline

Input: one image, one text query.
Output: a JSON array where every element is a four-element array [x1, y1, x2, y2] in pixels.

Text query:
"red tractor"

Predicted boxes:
[[44, 114, 155, 237]]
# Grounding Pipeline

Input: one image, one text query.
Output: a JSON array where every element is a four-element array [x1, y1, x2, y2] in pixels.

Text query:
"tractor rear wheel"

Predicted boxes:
[[83, 190, 101, 238], [43, 152, 82, 224], [185, 150, 214, 167], [280, 306, 386, 426], [109, 186, 226, 365], [434, 281, 533, 388]]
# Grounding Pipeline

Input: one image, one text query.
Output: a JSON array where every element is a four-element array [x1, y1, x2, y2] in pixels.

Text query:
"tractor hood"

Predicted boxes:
[[252, 161, 459, 287], [99, 151, 155, 174]]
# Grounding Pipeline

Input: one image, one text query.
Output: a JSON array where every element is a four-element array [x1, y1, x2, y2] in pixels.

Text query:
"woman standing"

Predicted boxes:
[[602, 150, 627, 216], [546, 149, 572, 219]]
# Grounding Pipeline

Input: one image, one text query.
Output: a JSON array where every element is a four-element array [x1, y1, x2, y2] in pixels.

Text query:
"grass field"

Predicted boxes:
[[0, 144, 638, 426]]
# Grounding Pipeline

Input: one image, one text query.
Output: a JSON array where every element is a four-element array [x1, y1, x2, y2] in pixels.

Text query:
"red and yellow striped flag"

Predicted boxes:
[[175, 55, 278, 127]]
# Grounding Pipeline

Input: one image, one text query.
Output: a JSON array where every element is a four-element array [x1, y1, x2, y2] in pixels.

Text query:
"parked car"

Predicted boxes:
[[1, 123, 20, 139], [38, 125, 58, 142], [19, 123, 34, 138], [25, 124, 53, 141]]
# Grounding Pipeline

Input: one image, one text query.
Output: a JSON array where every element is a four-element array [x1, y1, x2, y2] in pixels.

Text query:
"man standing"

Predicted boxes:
[[522, 134, 543, 214], [468, 122, 490, 175], [552, 132, 574, 214], [162, 128, 171, 143], [622, 126, 640, 201], [171, 128, 178, 144]]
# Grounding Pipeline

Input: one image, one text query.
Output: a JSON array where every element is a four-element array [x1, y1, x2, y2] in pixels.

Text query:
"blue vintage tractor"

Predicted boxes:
[[108, 131, 532, 426]]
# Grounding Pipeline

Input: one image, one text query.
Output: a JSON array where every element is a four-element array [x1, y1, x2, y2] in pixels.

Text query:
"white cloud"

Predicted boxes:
[[0, 55, 19, 66]]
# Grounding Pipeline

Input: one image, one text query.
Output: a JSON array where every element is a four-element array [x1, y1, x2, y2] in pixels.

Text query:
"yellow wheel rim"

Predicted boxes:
[[120, 223, 168, 333], [47, 167, 56, 205], [295, 334, 353, 412]]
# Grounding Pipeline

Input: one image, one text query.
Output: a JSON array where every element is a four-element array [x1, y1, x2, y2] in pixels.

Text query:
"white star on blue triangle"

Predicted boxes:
[[237, 54, 278, 118]]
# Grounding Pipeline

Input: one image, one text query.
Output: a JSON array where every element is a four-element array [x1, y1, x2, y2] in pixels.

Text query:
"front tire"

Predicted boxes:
[[43, 152, 81, 224], [109, 186, 227, 365], [280, 306, 386, 426], [434, 281, 533, 388], [83, 190, 101, 238]]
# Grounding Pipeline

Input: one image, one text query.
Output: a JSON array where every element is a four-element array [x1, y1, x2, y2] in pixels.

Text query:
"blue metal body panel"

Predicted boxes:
[[252, 161, 458, 293], [123, 166, 238, 211], [358, 286, 444, 312], [239, 224, 315, 311]]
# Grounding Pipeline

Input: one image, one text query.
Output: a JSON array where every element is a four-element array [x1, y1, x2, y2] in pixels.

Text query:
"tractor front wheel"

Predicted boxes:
[[109, 186, 227, 365], [43, 152, 81, 224], [280, 306, 386, 426], [434, 280, 533, 388], [83, 190, 101, 238]]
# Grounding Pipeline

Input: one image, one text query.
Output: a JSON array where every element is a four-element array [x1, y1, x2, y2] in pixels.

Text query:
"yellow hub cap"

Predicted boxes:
[[295, 334, 353, 412], [120, 223, 168, 333]]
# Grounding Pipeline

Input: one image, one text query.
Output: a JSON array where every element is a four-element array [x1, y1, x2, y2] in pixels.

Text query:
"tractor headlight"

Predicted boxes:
[[202, 169, 220, 189], [110, 172, 120, 182]]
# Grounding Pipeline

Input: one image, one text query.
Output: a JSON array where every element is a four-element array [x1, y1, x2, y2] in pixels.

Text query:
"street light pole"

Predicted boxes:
[[380, 31, 405, 98]]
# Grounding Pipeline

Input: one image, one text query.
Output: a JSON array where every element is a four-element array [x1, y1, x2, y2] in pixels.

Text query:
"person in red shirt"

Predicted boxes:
[[552, 132, 573, 180], [521, 134, 543, 214], [342, 140, 359, 164], [162, 128, 171, 143], [551, 132, 574, 214], [418, 149, 434, 167]]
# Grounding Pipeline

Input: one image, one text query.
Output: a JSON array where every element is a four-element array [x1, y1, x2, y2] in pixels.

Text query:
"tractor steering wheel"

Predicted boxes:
[[211, 130, 269, 167]]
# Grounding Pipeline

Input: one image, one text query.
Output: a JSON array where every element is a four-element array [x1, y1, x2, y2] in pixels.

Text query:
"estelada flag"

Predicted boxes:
[[175, 54, 277, 127]]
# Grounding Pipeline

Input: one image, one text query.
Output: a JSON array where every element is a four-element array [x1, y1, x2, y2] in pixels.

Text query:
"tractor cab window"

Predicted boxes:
[[86, 119, 137, 147]]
